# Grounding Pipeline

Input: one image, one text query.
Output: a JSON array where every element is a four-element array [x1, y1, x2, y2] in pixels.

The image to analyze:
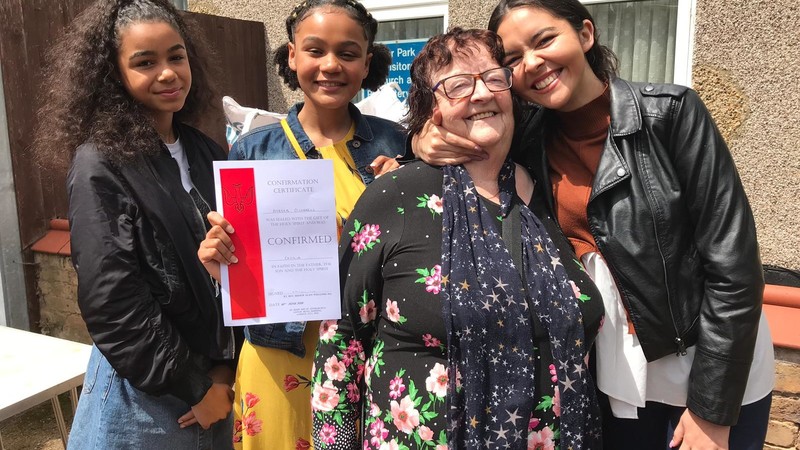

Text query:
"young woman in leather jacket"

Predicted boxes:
[[33, 0, 235, 447], [412, 0, 774, 448]]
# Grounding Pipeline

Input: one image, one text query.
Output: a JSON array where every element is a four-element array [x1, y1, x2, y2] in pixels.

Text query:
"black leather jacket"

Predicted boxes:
[[68, 123, 233, 407], [513, 77, 764, 426]]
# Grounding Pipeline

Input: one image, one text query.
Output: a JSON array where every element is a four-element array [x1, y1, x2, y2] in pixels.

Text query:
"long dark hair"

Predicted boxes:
[[488, 0, 618, 82], [273, 0, 391, 91], [33, 0, 215, 168], [403, 28, 506, 139]]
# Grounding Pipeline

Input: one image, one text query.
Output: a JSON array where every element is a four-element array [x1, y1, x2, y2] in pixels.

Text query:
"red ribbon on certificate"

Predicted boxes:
[[219, 168, 266, 319]]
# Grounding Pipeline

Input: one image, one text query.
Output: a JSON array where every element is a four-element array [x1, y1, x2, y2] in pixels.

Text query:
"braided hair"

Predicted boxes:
[[274, 0, 391, 91]]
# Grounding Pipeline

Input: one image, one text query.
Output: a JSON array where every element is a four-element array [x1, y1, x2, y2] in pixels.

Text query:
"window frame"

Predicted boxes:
[[360, 0, 448, 30], [581, 0, 695, 85]]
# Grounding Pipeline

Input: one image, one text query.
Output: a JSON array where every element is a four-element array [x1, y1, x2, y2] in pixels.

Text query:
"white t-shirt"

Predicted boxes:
[[165, 138, 193, 193], [586, 251, 774, 419]]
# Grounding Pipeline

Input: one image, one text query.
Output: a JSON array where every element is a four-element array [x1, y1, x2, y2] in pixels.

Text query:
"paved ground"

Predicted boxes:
[[0, 393, 71, 450]]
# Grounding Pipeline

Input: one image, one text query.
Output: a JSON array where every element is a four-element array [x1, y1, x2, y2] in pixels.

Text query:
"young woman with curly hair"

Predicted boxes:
[[33, 0, 235, 447]]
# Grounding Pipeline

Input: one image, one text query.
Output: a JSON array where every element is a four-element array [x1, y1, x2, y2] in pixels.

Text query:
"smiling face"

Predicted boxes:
[[288, 7, 372, 112], [496, 6, 603, 112], [116, 21, 191, 125], [431, 45, 514, 151]]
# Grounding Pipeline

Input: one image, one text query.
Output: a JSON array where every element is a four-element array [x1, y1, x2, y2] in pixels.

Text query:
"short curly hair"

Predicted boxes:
[[33, 0, 216, 168], [274, 0, 391, 92], [403, 28, 506, 138]]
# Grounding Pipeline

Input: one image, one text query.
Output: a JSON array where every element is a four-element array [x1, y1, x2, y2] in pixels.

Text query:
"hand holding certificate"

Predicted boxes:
[[213, 160, 341, 326]]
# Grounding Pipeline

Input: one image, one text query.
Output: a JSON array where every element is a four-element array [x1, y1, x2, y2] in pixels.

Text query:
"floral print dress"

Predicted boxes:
[[312, 162, 603, 450]]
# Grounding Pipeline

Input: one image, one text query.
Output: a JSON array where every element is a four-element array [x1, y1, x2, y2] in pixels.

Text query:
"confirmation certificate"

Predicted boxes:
[[213, 159, 341, 326]]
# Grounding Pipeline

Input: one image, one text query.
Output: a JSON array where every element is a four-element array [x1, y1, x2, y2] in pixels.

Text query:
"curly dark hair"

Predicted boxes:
[[32, 0, 215, 168], [274, 0, 391, 92], [488, 0, 618, 83], [403, 28, 506, 139]]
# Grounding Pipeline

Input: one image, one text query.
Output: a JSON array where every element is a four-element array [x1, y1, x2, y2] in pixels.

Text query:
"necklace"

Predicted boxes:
[[475, 184, 501, 200]]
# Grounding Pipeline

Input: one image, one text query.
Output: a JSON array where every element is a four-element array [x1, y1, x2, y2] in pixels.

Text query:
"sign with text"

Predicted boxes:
[[214, 160, 341, 326]]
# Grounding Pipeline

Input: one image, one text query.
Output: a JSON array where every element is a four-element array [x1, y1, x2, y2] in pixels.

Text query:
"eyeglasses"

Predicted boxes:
[[431, 67, 513, 100]]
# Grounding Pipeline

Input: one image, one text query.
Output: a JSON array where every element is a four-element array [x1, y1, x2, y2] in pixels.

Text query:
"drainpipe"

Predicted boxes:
[[0, 59, 29, 329]]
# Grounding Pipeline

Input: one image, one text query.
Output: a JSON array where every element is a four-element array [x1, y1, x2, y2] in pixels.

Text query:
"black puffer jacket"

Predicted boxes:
[[513, 77, 763, 426], [68, 122, 233, 407]]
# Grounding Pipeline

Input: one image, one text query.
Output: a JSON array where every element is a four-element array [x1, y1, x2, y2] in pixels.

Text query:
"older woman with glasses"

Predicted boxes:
[[311, 27, 604, 450]]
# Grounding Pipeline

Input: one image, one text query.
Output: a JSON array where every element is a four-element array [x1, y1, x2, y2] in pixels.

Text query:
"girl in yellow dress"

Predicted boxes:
[[198, 1, 405, 448]]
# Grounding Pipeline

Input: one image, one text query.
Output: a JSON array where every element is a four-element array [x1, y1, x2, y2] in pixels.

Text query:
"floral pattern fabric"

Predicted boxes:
[[312, 162, 603, 450], [233, 327, 317, 450]]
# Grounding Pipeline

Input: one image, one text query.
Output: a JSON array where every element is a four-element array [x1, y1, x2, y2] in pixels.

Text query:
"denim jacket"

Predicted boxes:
[[229, 102, 406, 356]]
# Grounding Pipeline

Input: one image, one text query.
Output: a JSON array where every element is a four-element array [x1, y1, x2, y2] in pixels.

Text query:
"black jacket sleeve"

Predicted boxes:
[[669, 90, 764, 425], [67, 144, 213, 407]]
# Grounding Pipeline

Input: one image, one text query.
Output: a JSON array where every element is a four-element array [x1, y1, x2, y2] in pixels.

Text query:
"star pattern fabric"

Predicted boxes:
[[441, 160, 602, 449]]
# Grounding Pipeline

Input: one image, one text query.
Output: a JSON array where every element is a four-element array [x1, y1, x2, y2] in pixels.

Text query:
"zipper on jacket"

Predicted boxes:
[[674, 337, 687, 356], [644, 178, 685, 357], [586, 217, 636, 326]]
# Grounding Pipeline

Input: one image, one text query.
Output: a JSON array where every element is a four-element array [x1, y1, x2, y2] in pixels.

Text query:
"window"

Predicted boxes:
[[362, 0, 693, 91], [376, 17, 443, 42], [361, 1, 447, 100], [582, 0, 694, 85], [361, 0, 448, 27]]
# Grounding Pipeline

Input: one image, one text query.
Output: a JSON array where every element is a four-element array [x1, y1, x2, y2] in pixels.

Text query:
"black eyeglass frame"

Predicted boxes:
[[431, 67, 513, 100]]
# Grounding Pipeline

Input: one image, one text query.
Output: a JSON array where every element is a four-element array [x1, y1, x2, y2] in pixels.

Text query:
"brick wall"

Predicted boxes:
[[766, 349, 800, 449]]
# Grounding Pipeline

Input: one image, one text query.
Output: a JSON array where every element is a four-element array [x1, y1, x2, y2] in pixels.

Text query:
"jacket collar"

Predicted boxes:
[[608, 77, 642, 137], [285, 102, 374, 155], [517, 78, 639, 206], [517, 77, 641, 146], [589, 78, 636, 201]]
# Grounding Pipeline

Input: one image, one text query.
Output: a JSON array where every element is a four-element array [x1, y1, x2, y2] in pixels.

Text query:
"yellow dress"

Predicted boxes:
[[232, 123, 364, 450]]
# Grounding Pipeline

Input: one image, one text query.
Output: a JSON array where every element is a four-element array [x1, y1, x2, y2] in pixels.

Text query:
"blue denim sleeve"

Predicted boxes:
[[244, 322, 308, 357]]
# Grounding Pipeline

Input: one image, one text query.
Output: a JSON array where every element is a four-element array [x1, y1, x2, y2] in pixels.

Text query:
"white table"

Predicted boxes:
[[0, 326, 92, 448]]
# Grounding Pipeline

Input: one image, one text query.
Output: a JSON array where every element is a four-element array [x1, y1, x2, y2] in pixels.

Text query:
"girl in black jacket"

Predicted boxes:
[[33, 0, 234, 447], [412, 1, 773, 449]]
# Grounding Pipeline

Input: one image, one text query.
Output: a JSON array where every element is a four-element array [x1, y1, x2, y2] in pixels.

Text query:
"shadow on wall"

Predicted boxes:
[[692, 65, 749, 144]]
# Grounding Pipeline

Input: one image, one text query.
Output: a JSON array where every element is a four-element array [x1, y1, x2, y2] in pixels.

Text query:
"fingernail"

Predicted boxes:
[[226, 226, 235, 234], [230, 245, 235, 252], [231, 256, 239, 264]]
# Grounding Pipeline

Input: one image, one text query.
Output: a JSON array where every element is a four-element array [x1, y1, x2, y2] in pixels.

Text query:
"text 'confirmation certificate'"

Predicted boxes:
[[214, 159, 341, 326]]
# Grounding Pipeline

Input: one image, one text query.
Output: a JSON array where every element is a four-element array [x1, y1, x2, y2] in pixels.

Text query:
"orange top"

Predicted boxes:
[[547, 88, 611, 259]]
